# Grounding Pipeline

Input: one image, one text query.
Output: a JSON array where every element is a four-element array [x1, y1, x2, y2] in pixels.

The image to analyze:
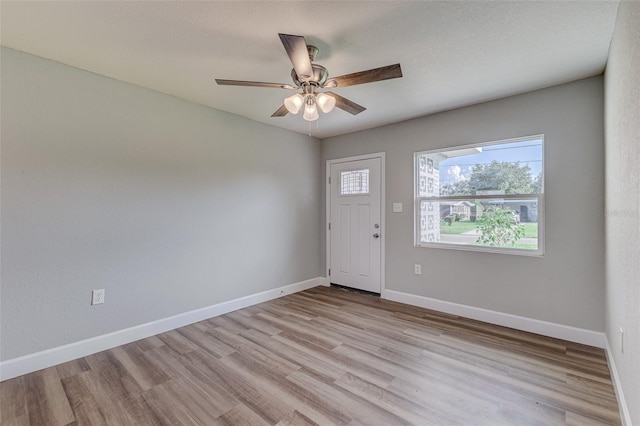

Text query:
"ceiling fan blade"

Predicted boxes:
[[278, 33, 314, 82], [331, 64, 402, 88], [271, 105, 289, 117], [325, 92, 366, 115], [215, 79, 295, 89]]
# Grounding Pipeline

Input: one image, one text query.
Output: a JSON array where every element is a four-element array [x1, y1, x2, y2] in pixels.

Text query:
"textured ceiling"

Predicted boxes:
[[1, 1, 619, 139]]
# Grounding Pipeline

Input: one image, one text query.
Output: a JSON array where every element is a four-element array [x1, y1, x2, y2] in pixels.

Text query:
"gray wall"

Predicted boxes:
[[604, 1, 640, 423], [0, 47, 322, 361], [322, 76, 605, 331]]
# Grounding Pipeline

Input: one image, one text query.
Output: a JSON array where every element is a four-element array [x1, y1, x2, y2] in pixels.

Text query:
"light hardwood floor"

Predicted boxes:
[[0, 286, 621, 425]]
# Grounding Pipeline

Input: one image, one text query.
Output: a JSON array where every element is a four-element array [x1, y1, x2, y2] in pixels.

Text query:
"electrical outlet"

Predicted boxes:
[[620, 328, 624, 353], [91, 289, 105, 305], [414, 264, 422, 275]]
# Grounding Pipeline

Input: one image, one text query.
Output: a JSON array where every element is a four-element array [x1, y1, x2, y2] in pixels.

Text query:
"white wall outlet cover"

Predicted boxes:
[[393, 203, 403, 213], [91, 289, 105, 305]]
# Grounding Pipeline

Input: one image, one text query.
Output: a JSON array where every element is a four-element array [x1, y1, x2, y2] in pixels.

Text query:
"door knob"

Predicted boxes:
[[373, 233, 380, 238]]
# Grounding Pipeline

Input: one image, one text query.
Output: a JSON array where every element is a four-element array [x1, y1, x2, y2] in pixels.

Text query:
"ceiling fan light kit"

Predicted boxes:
[[215, 33, 403, 123], [303, 99, 319, 122], [284, 90, 336, 121], [284, 93, 304, 114], [317, 93, 336, 113]]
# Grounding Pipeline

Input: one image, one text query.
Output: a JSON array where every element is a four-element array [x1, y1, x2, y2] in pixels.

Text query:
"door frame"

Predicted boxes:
[[326, 152, 386, 294]]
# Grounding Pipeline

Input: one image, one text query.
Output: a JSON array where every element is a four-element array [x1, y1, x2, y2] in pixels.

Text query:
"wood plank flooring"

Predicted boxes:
[[0, 286, 621, 425]]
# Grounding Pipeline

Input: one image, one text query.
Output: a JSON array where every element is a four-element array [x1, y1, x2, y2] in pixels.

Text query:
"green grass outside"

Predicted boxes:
[[439, 221, 538, 238], [514, 243, 539, 249], [439, 221, 480, 234], [520, 223, 538, 238]]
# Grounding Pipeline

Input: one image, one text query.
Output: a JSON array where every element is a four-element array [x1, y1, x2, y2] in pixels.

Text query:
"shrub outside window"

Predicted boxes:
[[414, 135, 544, 256]]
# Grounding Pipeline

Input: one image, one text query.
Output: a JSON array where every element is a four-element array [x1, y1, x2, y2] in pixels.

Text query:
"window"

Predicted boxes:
[[414, 135, 544, 256], [340, 169, 370, 195]]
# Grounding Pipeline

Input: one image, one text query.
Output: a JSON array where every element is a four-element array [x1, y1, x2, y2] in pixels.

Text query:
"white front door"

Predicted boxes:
[[328, 156, 382, 293]]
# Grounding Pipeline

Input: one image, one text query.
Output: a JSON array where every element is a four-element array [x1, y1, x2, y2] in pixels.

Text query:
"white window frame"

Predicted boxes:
[[414, 135, 545, 257]]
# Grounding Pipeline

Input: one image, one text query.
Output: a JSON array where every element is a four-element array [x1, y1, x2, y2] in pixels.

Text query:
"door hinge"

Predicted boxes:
[[328, 176, 331, 184], [328, 222, 331, 230], [328, 268, 331, 276]]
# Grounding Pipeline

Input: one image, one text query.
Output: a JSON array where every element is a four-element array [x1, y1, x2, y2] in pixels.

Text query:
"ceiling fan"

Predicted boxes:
[[215, 33, 402, 121]]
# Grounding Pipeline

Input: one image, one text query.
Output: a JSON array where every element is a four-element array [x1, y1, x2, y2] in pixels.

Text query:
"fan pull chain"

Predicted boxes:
[[307, 118, 320, 138]]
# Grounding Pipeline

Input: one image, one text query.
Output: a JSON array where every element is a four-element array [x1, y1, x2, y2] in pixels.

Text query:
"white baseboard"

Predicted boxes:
[[604, 337, 633, 426], [0, 277, 324, 382], [382, 289, 605, 348]]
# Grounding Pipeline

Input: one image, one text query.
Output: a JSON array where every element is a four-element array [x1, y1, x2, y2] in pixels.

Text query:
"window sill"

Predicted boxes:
[[415, 242, 544, 257]]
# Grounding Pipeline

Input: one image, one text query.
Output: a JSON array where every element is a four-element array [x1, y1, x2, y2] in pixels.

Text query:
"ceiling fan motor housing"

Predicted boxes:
[[291, 52, 329, 87]]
